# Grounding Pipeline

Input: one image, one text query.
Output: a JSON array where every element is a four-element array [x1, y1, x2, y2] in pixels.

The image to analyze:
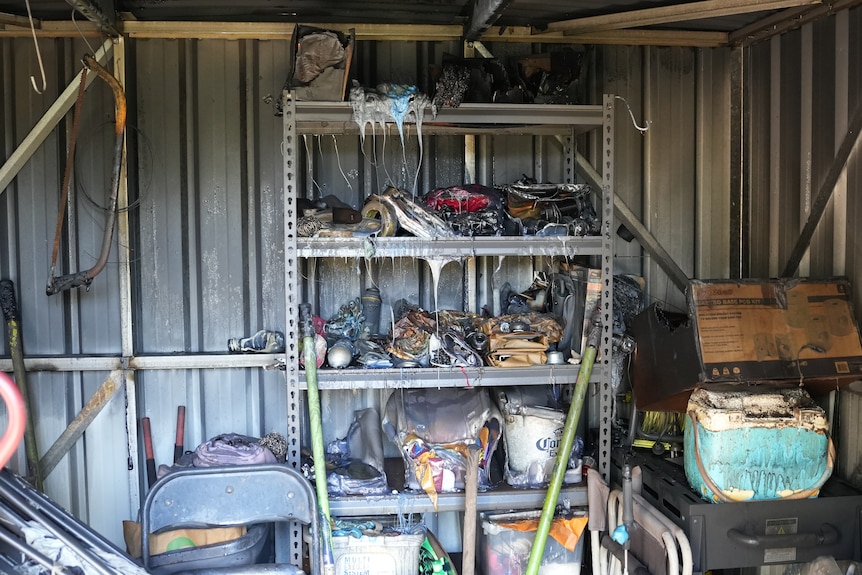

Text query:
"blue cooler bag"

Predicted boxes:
[[684, 385, 834, 503]]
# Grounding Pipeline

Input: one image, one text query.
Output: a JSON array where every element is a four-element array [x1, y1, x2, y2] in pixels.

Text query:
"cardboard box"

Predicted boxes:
[[285, 25, 354, 101], [631, 278, 862, 412]]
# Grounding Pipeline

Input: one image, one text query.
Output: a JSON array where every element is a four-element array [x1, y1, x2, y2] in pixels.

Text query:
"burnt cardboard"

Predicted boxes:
[[286, 25, 354, 101], [631, 278, 862, 412]]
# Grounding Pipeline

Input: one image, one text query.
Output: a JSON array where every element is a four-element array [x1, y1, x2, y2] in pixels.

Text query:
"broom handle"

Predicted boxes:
[[524, 321, 600, 575], [300, 304, 335, 575]]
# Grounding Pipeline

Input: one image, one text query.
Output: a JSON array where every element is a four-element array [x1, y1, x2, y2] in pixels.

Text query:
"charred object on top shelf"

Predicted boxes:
[[430, 48, 584, 108], [284, 25, 355, 103]]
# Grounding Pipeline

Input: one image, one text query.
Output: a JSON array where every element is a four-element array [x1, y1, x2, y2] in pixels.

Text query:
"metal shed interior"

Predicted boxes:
[[0, 0, 861, 564]]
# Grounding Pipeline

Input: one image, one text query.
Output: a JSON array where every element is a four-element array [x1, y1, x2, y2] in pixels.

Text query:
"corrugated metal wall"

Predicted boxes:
[[745, 5, 862, 481], [595, 45, 731, 313], [4, 24, 825, 548]]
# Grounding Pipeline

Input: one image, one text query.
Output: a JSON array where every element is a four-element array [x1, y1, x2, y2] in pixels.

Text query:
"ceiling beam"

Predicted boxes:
[[122, 21, 464, 41], [0, 11, 37, 27], [489, 26, 728, 47], [545, 0, 822, 34], [730, 0, 862, 45], [465, 0, 513, 41], [64, 0, 120, 36]]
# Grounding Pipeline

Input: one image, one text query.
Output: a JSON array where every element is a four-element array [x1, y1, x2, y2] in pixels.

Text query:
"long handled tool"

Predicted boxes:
[[461, 444, 481, 575], [0, 279, 42, 490], [141, 417, 157, 489], [300, 303, 335, 575], [524, 315, 601, 575]]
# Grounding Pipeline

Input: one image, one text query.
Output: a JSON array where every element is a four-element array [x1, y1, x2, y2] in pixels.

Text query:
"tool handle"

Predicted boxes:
[[46, 272, 93, 296], [174, 406, 186, 463], [141, 417, 157, 488], [0, 280, 18, 323]]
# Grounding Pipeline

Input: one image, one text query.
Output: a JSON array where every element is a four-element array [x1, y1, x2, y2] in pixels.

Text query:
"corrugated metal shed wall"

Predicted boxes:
[[3, 32, 730, 548], [596, 45, 731, 313], [746, 6, 862, 481]]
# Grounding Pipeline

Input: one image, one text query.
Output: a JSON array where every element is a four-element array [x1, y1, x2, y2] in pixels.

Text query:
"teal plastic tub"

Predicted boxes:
[[684, 385, 833, 503]]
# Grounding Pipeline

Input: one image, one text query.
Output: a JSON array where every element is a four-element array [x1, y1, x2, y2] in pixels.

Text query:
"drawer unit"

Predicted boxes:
[[613, 449, 862, 574]]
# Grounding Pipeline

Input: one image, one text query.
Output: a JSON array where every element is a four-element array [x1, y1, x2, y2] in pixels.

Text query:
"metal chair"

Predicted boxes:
[[141, 464, 319, 575]]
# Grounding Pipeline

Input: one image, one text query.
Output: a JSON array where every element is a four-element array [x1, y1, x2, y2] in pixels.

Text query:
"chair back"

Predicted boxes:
[[140, 464, 319, 574]]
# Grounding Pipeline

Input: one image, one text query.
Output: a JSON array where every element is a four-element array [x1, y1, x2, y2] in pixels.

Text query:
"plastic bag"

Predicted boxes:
[[382, 389, 502, 507], [326, 408, 390, 496]]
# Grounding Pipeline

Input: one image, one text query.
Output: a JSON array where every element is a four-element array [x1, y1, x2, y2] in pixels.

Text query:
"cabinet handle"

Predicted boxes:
[[726, 523, 839, 548]]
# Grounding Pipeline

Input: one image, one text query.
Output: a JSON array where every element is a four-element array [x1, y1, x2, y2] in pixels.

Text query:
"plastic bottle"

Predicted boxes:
[[360, 287, 382, 336], [228, 330, 285, 353]]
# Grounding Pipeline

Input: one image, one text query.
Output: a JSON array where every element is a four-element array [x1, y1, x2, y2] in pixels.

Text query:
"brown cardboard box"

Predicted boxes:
[[631, 278, 862, 412], [122, 520, 245, 558], [286, 25, 355, 101]]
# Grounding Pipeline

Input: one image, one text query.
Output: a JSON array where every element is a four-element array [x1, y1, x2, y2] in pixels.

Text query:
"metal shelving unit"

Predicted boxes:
[[282, 90, 615, 517], [300, 364, 606, 390]]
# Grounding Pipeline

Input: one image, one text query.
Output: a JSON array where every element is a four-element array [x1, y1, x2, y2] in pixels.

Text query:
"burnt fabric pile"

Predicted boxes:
[[431, 48, 584, 108], [156, 433, 281, 478], [416, 178, 600, 238], [423, 184, 505, 236], [503, 178, 600, 237]]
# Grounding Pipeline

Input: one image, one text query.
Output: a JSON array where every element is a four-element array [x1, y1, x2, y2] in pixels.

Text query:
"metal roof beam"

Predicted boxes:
[[64, 0, 120, 36], [545, 0, 822, 34], [492, 26, 728, 47], [465, 0, 512, 41], [730, 0, 862, 46]]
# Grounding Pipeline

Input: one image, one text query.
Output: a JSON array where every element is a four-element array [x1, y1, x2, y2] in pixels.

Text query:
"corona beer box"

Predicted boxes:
[[632, 278, 862, 412]]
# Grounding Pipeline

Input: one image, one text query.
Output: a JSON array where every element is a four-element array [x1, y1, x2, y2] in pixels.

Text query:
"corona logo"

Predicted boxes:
[[536, 436, 561, 454]]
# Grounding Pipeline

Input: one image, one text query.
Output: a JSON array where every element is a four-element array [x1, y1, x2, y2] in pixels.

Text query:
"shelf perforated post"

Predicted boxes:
[[599, 94, 615, 482], [282, 90, 304, 569]]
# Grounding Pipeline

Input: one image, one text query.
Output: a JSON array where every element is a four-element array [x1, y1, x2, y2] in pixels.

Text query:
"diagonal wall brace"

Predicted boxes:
[[576, 152, 690, 294], [0, 38, 114, 198], [782, 100, 862, 277]]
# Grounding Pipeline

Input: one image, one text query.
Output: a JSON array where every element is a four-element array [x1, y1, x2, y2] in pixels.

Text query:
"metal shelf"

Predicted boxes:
[[329, 483, 588, 516], [292, 101, 605, 135], [297, 364, 605, 390], [296, 236, 603, 259]]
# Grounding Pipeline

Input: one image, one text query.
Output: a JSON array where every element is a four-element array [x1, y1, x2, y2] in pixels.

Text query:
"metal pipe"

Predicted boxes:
[[525, 316, 600, 575]]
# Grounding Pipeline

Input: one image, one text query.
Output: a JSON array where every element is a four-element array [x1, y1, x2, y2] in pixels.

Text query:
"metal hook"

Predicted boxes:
[[25, 0, 47, 94], [614, 95, 651, 134]]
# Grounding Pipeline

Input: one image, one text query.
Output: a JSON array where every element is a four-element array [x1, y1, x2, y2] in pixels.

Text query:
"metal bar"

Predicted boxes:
[[575, 153, 689, 294], [729, 46, 746, 279], [546, 0, 822, 33], [465, 0, 511, 41], [499, 27, 729, 47], [294, 101, 604, 129], [297, 236, 604, 258], [63, 0, 119, 36], [782, 100, 862, 277], [110, 36, 140, 519], [0, 38, 113, 197], [0, 353, 284, 372], [38, 371, 124, 478], [730, 0, 862, 46], [329, 485, 588, 516]]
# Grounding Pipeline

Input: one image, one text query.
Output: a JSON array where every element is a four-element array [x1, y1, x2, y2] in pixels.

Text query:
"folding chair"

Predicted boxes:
[[141, 464, 319, 575]]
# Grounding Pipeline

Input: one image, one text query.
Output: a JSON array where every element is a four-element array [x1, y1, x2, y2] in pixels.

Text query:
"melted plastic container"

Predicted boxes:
[[684, 385, 833, 503]]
